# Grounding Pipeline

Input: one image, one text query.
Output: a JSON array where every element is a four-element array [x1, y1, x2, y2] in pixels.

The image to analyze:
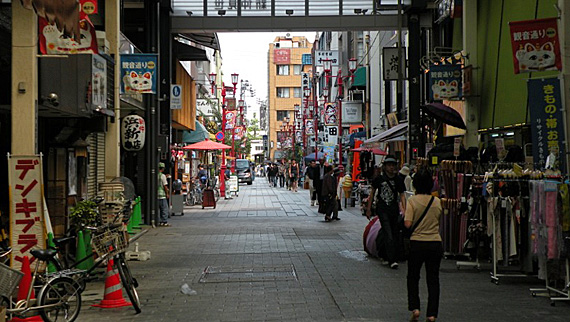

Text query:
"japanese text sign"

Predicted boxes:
[[121, 115, 146, 151], [528, 77, 566, 171], [302, 72, 311, 89], [428, 64, 463, 101], [509, 17, 561, 74], [120, 54, 158, 94], [9, 155, 46, 270], [324, 103, 338, 126], [315, 51, 339, 67], [274, 49, 291, 65], [80, 0, 98, 15], [304, 119, 315, 135], [383, 47, 405, 80], [224, 110, 237, 130], [197, 98, 219, 117]]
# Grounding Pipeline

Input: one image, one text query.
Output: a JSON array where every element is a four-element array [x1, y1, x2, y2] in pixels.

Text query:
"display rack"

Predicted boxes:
[[530, 258, 570, 306]]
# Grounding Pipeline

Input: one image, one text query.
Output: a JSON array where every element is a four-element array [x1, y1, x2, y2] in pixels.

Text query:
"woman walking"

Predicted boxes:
[[289, 160, 300, 192], [404, 169, 443, 322], [320, 165, 338, 222]]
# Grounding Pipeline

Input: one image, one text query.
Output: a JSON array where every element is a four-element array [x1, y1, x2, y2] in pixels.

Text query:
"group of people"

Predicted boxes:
[[364, 155, 442, 322], [304, 159, 343, 222], [265, 160, 300, 192]]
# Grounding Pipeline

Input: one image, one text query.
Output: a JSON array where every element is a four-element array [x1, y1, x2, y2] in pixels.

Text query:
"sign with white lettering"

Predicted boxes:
[[341, 101, 363, 124], [315, 51, 339, 67], [197, 98, 219, 117], [170, 85, 182, 110]]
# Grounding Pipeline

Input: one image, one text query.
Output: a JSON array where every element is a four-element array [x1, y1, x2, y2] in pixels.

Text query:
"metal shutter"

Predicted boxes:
[[87, 132, 106, 198]]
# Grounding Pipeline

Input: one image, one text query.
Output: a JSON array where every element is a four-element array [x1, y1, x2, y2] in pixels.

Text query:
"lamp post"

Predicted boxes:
[[220, 84, 227, 198], [238, 99, 245, 159], [209, 73, 216, 95], [231, 73, 239, 172]]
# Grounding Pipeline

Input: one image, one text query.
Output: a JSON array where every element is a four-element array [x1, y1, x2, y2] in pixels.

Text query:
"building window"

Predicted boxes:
[[293, 87, 302, 98], [277, 88, 290, 98], [276, 110, 290, 121], [277, 65, 289, 75], [293, 65, 302, 75]]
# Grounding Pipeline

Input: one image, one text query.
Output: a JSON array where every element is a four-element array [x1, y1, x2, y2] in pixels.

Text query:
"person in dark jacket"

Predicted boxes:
[[313, 158, 325, 212], [321, 165, 339, 222], [305, 160, 317, 206]]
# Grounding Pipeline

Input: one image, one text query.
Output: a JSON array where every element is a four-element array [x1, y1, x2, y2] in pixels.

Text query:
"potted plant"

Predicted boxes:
[[69, 200, 99, 230]]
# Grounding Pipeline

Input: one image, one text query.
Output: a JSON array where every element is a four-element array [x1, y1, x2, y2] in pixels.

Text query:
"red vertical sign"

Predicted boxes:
[[509, 17, 561, 74]]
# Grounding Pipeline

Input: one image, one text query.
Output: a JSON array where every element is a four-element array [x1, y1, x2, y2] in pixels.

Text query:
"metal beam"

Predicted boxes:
[[170, 14, 408, 33]]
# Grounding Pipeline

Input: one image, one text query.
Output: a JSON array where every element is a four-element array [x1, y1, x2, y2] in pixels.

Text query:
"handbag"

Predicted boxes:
[[402, 196, 435, 260]]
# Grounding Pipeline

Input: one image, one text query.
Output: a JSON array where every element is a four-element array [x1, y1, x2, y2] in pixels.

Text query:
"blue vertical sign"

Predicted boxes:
[[428, 64, 463, 101], [528, 77, 566, 171], [120, 54, 158, 94]]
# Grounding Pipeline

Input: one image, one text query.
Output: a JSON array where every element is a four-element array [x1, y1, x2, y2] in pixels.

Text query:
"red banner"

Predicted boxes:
[[224, 110, 236, 130], [274, 49, 291, 65], [509, 17, 561, 74]]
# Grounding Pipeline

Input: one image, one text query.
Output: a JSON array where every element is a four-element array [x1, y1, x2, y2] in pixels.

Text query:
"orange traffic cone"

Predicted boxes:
[[10, 256, 43, 322], [92, 257, 131, 308]]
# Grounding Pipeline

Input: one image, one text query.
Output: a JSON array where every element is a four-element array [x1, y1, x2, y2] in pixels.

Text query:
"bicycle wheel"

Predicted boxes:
[[37, 277, 81, 322], [115, 254, 141, 313]]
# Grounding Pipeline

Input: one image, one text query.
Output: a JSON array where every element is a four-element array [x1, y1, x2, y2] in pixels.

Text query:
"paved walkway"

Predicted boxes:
[[79, 178, 570, 321]]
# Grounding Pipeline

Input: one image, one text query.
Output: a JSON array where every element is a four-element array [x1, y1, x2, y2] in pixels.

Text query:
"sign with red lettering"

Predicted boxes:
[[509, 17, 561, 74], [8, 155, 46, 270]]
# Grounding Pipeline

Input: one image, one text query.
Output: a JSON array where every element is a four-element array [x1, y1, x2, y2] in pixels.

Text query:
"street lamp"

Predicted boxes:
[[348, 58, 357, 77], [209, 73, 216, 95], [230, 73, 239, 172], [220, 85, 228, 198], [231, 73, 239, 92], [238, 99, 245, 158], [322, 87, 329, 102], [323, 59, 332, 74]]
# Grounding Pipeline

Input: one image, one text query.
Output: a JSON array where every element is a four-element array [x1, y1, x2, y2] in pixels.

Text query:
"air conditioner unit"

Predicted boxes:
[[349, 90, 364, 102]]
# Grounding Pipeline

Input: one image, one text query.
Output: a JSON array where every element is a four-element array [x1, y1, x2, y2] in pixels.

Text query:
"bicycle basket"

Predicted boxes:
[[0, 262, 24, 298], [91, 226, 127, 258]]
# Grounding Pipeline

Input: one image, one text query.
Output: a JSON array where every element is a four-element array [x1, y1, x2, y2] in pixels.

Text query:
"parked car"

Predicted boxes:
[[236, 159, 254, 185]]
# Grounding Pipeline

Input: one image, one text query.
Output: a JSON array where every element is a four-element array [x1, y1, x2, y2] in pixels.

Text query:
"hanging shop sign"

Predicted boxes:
[[225, 97, 236, 111], [342, 101, 363, 124], [305, 119, 315, 135], [39, 16, 98, 55], [323, 143, 335, 164], [296, 130, 303, 144], [120, 54, 158, 94], [302, 72, 311, 89], [324, 103, 338, 126], [274, 49, 291, 65], [315, 51, 339, 67], [8, 154, 46, 270], [233, 126, 245, 140], [509, 17, 562, 74], [383, 47, 405, 80], [224, 110, 237, 130], [326, 126, 338, 144], [80, 0, 98, 15], [170, 85, 182, 110], [528, 77, 566, 171], [121, 114, 146, 151], [91, 54, 107, 110], [428, 64, 463, 101], [197, 99, 219, 117]]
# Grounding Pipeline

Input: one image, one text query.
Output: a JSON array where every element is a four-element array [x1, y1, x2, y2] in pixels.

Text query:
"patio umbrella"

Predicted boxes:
[[181, 139, 231, 150], [351, 147, 387, 155], [422, 102, 466, 129]]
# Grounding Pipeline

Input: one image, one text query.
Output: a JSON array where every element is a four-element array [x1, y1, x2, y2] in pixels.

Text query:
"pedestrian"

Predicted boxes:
[[157, 162, 170, 227], [270, 163, 278, 187], [405, 169, 442, 322], [366, 155, 406, 269], [399, 164, 412, 192], [289, 160, 300, 192], [321, 165, 339, 221], [278, 161, 286, 188], [314, 158, 326, 213], [305, 160, 317, 206]]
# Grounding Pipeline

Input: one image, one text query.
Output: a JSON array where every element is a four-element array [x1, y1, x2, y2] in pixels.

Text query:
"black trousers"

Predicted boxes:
[[407, 241, 443, 318], [377, 209, 400, 264]]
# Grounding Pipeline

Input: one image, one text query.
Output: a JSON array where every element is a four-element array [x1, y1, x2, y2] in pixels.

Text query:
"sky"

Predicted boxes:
[[217, 32, 317, 120]]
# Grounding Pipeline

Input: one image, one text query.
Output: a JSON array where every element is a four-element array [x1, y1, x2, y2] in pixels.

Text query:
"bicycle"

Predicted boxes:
[[185, 180, 203, 206]]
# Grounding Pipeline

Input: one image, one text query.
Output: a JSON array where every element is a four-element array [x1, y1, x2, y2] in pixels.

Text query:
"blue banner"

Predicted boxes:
[[120, 54, 158, 94], [528, 77, 566, 171], [428, 64, 463, 101]]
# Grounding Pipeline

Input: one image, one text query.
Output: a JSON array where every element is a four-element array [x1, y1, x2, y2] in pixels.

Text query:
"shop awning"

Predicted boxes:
[[173, 39, 209, 61], [182, 121, 209, 143], [351, 66, 367, 88], [364, 122, 408, 144]]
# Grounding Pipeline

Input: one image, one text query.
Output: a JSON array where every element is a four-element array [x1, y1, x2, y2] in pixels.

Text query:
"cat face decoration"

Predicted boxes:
[[39, 17, 98, 55], [515, 42, 557, 73], [123, 71, 153, 93], [120, 54, 158, 94], [509, 18, 562, 74], [428, 64, 462, 101]]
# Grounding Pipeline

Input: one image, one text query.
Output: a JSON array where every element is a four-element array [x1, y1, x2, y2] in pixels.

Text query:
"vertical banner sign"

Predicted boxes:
[[301, 72, 311, 89], [170, 85, 182, 109], [91, 55, 107, 109], [326, 126, 338, 144], [225, 98, 236, 111], [233, 126, 244, 140], [324, 103, 338, 125], [8, 155, 46, 269], [323, 143, 335, 164], [121, 114, 146, 151], [224, 110, 236, 130], [296, 130, 303, 144], [528, 78, 566, 170], [305, 119, 315, 135], [274, 49, 291, 64], [429, 64, 463, 100], [382, 47, 405, 80], [453, 137, 462, 157], [120, 54, 158, 94], [509, 18, 562, 74]]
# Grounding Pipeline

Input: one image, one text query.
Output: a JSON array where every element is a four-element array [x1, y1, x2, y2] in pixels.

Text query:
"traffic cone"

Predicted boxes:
[[83, 230, 94, 269], [92, 257, 131, 308], [75, 231, 89, 270], [132, 197, 141, 230], [46, 232, 58, 273], [10, 256, 43, 322]]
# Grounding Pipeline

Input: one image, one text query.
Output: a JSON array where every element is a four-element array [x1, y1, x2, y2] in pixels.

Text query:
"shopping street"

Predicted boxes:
[[77, 180, 570, 322]]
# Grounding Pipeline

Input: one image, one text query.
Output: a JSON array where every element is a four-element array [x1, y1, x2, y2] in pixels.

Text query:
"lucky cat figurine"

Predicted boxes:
[[432, 80, 458, 99], [515, 42, 556, 72], [123, 71, 153, 93]]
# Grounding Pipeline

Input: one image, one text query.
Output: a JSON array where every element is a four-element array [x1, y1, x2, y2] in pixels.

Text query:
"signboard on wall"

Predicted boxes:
[[9, 155, 46, 270], [120, 54, 158, 94], [342, 101, 363, 124], [315, 50, 339, 67], [197, 99, 219, 117], [509, 17, 562, 74], [274, 49, 291, 65], [428, 64, 463, 101], [383, 47, 405, 80]]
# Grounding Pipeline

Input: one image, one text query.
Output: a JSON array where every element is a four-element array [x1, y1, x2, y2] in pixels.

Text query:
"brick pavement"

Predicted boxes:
[[78, 178, 570, 321]]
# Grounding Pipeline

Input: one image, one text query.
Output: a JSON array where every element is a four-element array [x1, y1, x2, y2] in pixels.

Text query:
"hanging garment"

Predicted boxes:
[[545, 181, 559, 260], [487, 197, 503, 261], [505, 197, 517, 258], [560, 184, 570, 232]]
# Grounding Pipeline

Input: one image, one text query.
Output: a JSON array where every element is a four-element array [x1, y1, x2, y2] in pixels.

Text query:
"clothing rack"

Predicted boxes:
[[530, 258, 570, 305]]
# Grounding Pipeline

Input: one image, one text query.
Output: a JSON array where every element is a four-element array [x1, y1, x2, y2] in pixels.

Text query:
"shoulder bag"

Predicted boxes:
[[402, 196, 435, 260]]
